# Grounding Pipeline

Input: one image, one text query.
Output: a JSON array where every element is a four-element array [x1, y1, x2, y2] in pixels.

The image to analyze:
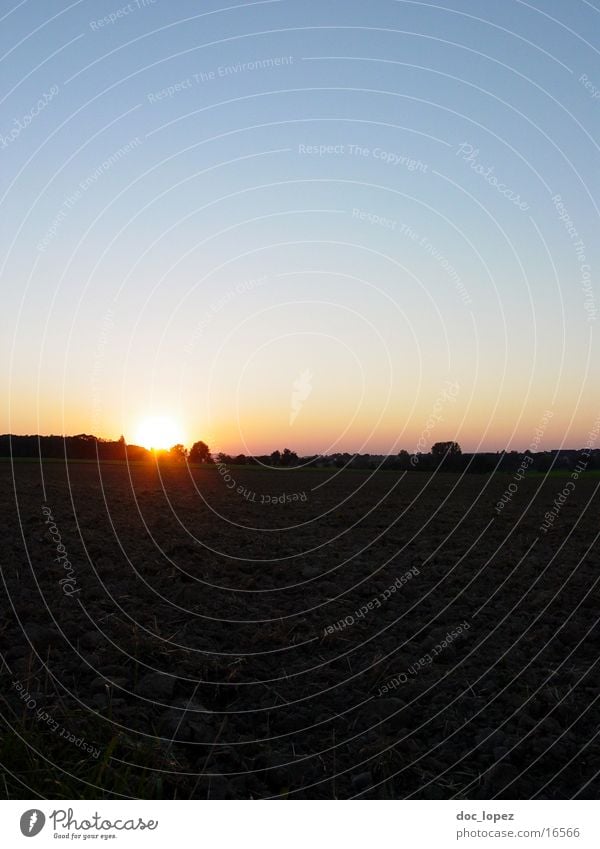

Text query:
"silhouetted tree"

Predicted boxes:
[[432, 441, 462, 457], [168, 443, 187, 462], [189, 440, 212, 464], [270, 450, 281, 466], [124, 443, 149, 462], [397, 450, 410, 469], [280, 447, 298, 466], [303, 454, 321, 467]]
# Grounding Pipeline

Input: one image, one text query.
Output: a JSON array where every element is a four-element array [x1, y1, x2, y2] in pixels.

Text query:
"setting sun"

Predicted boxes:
[[133, 416, 184, 451]]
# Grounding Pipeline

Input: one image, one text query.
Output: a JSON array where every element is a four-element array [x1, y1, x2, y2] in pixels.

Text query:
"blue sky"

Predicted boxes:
[[1, 0, 599, 453]]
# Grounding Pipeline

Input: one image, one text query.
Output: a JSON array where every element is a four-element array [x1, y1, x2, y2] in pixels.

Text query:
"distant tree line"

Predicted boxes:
[[214, 442, 600, 474], [0, 435, 217, 465], [1, 435, 598, 473], [0, 434, 149, 461]]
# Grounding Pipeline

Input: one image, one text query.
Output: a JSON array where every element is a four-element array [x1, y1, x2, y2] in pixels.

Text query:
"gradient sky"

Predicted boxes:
[[1, 0, 599, 454]]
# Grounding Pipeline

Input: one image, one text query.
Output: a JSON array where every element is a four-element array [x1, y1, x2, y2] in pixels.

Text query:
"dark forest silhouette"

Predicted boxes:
[[0, 434, 597, 474]]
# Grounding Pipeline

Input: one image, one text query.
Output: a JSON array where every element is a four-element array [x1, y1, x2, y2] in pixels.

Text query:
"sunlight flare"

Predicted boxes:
[[133, 416, 184, 451]]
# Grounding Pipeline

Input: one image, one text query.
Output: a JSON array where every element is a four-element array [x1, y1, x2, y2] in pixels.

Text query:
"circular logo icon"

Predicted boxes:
[[20, 810, 46, 837]]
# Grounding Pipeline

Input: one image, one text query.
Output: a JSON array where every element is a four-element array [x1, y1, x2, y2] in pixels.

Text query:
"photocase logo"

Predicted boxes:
[[289, 368, 313, 425], [20, 810, 46, 837]]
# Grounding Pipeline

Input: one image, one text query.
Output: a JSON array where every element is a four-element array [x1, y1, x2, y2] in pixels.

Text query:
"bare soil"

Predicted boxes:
[[1, 460, 598, 799]]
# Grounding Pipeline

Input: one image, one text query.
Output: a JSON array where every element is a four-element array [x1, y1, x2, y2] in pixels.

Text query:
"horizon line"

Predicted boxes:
[[1, 433, 597, 456]]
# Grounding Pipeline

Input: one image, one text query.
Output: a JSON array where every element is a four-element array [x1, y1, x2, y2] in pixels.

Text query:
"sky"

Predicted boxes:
[[1, 0, 599, 455]]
